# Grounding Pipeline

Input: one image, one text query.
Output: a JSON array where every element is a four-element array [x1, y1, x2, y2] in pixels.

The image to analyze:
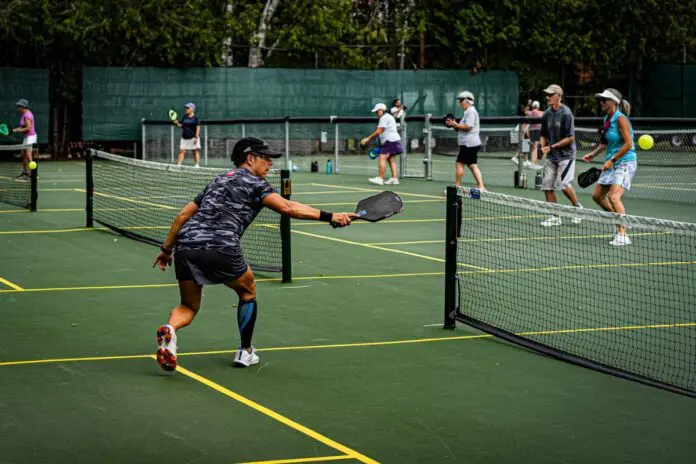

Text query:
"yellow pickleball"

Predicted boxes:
[[28, 161, 38, 170], [638, 134, 654, 150]]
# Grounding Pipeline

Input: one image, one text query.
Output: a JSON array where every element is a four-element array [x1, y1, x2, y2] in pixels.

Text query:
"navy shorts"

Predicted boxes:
[[175, 249, 248, 285]]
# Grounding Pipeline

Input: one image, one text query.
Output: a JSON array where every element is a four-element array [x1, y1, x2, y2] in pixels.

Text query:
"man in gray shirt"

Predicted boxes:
[[539, 84, 583, 226]]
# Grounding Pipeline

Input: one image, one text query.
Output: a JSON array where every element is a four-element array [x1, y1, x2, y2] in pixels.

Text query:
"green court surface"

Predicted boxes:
[[1, 161, 695, 463]]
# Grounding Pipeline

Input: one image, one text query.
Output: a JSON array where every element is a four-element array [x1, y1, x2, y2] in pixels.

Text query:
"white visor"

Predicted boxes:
[[595, 90, 620, 104], [371, 103, 387, 112]]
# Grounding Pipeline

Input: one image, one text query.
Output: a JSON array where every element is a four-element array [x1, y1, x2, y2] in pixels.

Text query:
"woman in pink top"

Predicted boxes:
[[525, 101, 544, 169], [12, 99, 36, 180]]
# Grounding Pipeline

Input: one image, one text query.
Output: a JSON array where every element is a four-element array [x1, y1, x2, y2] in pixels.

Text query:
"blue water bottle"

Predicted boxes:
[[325, 159, 333, 174]]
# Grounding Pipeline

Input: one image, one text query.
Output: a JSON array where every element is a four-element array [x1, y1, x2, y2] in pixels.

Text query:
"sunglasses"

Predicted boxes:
[[598, 98, 610, 103], [255, 153, 272, 162]]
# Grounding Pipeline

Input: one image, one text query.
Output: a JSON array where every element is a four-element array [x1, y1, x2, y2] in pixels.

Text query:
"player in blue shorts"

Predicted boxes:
[[153, 137, 357, 371]]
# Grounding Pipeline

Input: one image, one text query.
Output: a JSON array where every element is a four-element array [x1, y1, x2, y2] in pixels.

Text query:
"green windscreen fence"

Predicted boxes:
[[82, 67, 519, 140], [642, 64, 696, 118], [0, 68, 49, 144]]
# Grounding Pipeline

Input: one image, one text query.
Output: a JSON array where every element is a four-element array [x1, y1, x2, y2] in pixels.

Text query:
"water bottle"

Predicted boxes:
[[521, 172, 528, 189], [535, 169, 543, 190], [325, 159, 332, 174]]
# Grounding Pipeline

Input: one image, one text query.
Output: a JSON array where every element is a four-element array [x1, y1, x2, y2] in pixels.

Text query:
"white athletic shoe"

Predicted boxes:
[[522, 160, 532, 169], [511, 156, 519, 165], [541, 215, 562, 227], [571, 204, 584, 224], [156, 324, 178, 372], [610, 233, 632, 246], [385, 177, 400, 185], [531, 163, 544, 171], [368, 177, 384, 185], [234, 347, 260, 367]]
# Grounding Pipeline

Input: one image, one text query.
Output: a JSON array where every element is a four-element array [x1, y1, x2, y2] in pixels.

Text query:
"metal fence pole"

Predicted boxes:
[[425, 113, 433, 181], [285, 119, 290, 170], [141, 118, 146, 161], [204, 125, 208, 166], [333, 117, 339, 173], [170, 125, 175, 164]]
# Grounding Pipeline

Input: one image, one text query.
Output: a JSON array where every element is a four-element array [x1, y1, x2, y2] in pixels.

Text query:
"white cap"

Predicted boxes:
[[457, 91, 475, 103], [595, 89, 621, 104], [543, 84, 563, 96], [371, 103, 387, 113], [531, 100, 540, 108]]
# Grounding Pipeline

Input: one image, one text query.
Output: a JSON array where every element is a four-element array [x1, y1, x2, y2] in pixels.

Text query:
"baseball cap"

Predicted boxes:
[[543, 84, 563, 96], [531, 100, 540, 108], [185, 102, 196, 110], [456, 91, 475, 103], [15, 98, 29, 108], [595, 89, 621, 103], [371, 103, 387, 112], [231, 137, 283, 163]]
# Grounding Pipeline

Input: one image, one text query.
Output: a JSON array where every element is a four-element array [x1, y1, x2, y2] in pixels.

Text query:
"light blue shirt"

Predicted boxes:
[[604, 111, 636, 165]]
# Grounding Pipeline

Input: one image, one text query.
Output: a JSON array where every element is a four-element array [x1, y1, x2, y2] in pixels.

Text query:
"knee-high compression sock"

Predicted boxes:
[[237, 298, 258, 349]]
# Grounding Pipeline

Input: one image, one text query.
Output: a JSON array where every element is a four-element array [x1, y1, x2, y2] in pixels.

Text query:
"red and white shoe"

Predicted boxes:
[[156, 324, 178, 372]]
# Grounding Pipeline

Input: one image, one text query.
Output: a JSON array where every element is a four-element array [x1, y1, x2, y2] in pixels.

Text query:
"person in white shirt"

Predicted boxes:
[[361, 103, 403, 185], [445, 91, 485, 190]]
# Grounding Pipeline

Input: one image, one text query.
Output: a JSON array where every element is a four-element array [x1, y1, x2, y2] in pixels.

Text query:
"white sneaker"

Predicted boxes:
[[541, 215, 562, 227], [610, 233, 632, 246], [156, 324, 178, 372], [385, 178, 400, 185], [523, 160, 532, 169], [531, 163, 544, 171], [571, 204, 584, 224], [368, 177, 384, 185], [194, 164, 200, 168], [234, 347, 260, 367], [511, 156, 519, 165]]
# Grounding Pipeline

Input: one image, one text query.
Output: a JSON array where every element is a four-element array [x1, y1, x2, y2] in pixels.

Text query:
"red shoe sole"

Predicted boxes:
[[157, 348, 177, 372]]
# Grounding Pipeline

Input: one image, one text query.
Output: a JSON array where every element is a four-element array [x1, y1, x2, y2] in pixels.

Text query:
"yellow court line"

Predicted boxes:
[[175, 364, 379, 464], [0, 277, 24, 291], [292, 218, 444, 227], [90, 190, 177, 210], [308, 199, 443, 207], [238, 455, 354, 464], [458, 259, 696, 276], [2, 320, 694, 368], [0, 272, 444, 294], [40, 188, 83, 192], [368, 230, 672, 246], [291, 229, 488, 271], [309, 183, 444, 200]]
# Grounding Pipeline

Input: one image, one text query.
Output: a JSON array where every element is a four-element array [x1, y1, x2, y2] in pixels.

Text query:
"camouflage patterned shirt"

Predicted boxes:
[[176, 168, 277, 252]]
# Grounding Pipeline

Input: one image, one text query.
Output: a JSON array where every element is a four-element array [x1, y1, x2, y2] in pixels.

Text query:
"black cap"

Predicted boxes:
[[231, 137, 283, 164]]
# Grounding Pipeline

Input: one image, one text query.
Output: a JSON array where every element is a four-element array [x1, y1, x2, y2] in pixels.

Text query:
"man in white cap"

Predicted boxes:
[[538, 84, 583, 226], [445, 91, 485, 191], [361, 102, 402, 185]]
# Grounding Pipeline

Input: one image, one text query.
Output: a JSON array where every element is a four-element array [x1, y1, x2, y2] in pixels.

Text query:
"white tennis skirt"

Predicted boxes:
[[23, 135, 37, 145], [180, 138, 201, 151]]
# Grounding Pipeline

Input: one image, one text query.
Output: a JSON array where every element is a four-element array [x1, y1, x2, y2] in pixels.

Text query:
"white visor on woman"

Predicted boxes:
[[371, 103, 387, 112], [595, 89, 621, 103]]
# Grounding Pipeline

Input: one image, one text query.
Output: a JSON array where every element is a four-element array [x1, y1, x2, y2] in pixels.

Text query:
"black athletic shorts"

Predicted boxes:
[[174, 248, 248, 285], [456, 145, 480, 165], [529, 129, 541, 142]]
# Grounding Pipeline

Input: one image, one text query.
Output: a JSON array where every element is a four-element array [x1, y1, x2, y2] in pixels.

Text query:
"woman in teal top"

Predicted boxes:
[[582, 88, 637, 246]]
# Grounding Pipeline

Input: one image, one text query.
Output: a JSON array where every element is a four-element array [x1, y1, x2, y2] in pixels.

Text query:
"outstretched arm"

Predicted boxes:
[[263, 193, 356, 227], [153, 201, 199, 270]]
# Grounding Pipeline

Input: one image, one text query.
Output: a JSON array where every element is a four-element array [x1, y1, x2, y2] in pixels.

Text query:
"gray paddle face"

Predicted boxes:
[[355, 191, 404, 222]]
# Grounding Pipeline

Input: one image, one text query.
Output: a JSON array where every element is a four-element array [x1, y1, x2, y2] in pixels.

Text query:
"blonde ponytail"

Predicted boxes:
[[620, 99, 631, 116]]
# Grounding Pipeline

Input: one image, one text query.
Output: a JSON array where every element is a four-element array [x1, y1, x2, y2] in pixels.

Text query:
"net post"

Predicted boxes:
[[425, 113, 432, 181], [443, 186, 459, 329], [284, 118, 291, 171], [141, 118, 146, 161], [30, 162, 38, 212], [280, 169, 292, 283], [86, 149, 94, 227]]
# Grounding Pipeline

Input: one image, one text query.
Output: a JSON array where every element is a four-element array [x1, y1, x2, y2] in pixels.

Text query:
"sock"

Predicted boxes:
[[237, 298, 257, 349]]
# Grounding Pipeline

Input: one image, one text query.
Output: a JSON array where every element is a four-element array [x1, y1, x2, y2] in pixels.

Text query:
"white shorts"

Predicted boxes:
[[542, 158, 575, 191], [180, 138, 201, 151], [598, 160, 637, 190], [23, 135, 37, 145]]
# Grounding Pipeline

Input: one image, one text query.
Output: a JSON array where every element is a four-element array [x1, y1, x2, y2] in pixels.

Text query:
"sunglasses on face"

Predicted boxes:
[[598, 98, 610, 103]]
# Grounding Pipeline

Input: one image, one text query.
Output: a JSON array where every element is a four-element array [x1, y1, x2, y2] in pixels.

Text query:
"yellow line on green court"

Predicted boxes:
[[0, 272, 444, 294], [369, 231, 671, 246], [459, 259, 696, 276], [0, 277, 24, 291], [90, 190, 177, 210], [309, 183, 444, 200], [2, 320, 694, 368], [238, 455, 354, 464], [40, 188, 83, 192], [291, 229, 488, 270], [292, 218, 444, 227], [308, 199, 443, 207], [175, 363, 379, 464]]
